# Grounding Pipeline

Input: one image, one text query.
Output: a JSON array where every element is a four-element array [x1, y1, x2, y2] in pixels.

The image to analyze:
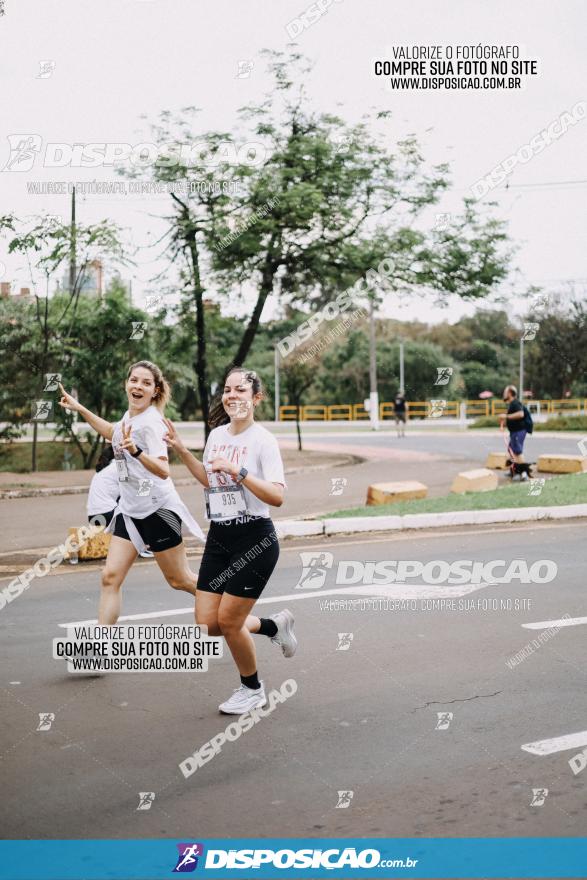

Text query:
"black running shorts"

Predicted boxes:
[[112, 509, 183, 552], [87, 509, 116, 529], [197, 516, 280, 600]]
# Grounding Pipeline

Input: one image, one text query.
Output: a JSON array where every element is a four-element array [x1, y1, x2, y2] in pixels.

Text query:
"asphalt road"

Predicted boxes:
[[276, 427, 585, 461], [1, 520, 585, 840]]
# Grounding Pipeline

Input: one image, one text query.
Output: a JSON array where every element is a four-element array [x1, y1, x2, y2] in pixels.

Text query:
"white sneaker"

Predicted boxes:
[[270, 609, 297, 658], [218, 682, 266, 714]]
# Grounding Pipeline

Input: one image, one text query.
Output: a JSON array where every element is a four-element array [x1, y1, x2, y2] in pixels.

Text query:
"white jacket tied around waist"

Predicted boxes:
[[105, 406, 204, 553]]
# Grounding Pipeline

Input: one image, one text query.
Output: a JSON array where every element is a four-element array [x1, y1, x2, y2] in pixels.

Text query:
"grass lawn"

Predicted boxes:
[[0, 441, 198, 472], [534, 415, 587, 431], [0, 441, 91, 472], [322, 472, 587, 518]]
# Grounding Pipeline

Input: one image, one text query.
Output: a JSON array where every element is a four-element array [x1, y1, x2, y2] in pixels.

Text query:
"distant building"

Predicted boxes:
[[61, 258, 104, 296], [2, 282, 34, 303]]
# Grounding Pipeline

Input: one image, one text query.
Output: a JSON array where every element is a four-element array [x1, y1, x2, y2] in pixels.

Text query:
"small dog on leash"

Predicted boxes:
[[505, 459, 534, 479]]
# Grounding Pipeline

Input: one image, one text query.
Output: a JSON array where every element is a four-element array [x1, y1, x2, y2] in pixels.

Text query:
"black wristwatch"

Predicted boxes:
[[130, 446, 144, 458], [235, 466, 248, 483]]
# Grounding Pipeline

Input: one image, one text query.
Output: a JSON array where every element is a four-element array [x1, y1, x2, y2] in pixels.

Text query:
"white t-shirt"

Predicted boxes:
[[203, 422, 286, 519], [87, 460, 119, 515], [111, 405, 176, 518]]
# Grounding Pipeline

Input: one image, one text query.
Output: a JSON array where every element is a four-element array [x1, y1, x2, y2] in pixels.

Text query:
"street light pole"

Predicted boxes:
[[519, 336, 524, 400], [399, 340, 405, 394], [369, 293, 379, 430]]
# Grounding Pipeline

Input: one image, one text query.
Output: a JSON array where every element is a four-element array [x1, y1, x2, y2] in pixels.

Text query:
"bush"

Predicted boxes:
[[534, 415, 587, 432], [470, 413, 587, 431], [469, 416, 500, 429]]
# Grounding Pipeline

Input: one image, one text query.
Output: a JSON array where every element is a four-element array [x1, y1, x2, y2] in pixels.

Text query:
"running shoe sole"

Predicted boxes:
[[275, 609, 297, 658], [219, 695, 267, 715]]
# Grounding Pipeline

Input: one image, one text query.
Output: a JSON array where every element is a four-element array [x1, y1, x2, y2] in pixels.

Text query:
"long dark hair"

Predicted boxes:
[[95, 443, 115, 472], [208, 366, 263, 429]]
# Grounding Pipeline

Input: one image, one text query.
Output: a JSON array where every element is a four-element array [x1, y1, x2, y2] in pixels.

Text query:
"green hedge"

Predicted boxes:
[[470, 414, 587, 431]]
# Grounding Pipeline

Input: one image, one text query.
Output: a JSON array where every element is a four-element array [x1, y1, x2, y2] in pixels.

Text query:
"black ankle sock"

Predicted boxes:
[[241, 671, 260, 690], [257, 618, 278, 638]]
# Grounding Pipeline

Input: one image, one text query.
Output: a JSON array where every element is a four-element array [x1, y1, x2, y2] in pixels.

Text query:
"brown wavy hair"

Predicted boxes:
[[126, 361, 171, 412], [208, 365, 263, 429]]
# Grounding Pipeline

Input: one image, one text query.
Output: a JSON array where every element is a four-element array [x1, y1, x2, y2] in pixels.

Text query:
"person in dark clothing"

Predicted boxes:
[[499, 385, 532, 478], [393, 392, 407, 438]]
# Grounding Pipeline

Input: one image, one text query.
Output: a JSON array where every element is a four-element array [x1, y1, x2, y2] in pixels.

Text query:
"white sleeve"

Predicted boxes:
[[142, 414, 168, 458], [260, 434, 286, 486]]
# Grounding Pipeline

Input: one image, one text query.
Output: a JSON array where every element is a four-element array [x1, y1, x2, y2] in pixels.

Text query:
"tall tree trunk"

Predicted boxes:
[[294, 399, 303, 452], [232, 236, 279, 367], [186, 229, 210, 441], [84, 431, 103, 469], [31, 420, 38, 472], [32, 294, 51, 472]]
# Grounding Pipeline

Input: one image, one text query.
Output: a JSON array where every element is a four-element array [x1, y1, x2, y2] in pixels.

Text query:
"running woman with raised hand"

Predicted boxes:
[[163, 366, 297, 715], [58, 361, 204, 625]]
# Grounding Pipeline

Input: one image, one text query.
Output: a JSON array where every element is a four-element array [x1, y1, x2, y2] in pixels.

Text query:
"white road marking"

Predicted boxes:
[[522, 617, 587, 630], [59, 581, 496, 628], [521, 731, 587, 756]]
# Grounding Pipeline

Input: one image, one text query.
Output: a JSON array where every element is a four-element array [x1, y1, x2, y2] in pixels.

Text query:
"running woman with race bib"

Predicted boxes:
[[163, 367, 297, 715], [58, 361, 204, 625]]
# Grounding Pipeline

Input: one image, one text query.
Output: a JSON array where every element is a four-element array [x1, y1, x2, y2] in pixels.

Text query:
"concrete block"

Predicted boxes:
[[366, 481, 428, 506], [485, 452, 508, 469], [67, 526, 111, 560], [451, 467, 498, 494], [537, 454, 587, 474]]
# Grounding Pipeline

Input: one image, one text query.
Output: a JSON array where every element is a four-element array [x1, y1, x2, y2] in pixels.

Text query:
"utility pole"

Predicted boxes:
[[519, 335, 524, 400], [368, 294, 379, 430], [399, 340, 405, 394]]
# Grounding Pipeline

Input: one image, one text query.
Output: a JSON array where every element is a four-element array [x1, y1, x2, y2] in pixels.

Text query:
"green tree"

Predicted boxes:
[[138, 50, 514, 434], [459, 362, 509, 399], [53, 283, 155, 467], [0, 214, 128, 469], [280, 350, 317, 451], [525, 301, 587, 398], [0, 297, 39, 440], [313, 329, 461, 406]]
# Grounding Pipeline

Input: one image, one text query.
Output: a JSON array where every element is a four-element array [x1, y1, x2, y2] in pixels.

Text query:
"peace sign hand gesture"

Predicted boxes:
[[162, 418, 186, 453], [119, 420, 138, 456], [58, 383, 83, 413]]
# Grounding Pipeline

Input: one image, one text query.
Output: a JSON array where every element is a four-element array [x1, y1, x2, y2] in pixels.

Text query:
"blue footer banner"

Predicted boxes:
[[0, 838, 586, 879]]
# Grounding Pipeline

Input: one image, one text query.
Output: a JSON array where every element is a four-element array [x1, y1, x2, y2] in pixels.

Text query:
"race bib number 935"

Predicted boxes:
[[205, 485, 248, 520]]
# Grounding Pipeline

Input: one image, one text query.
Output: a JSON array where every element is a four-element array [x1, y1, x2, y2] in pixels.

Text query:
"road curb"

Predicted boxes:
[[275, 503, 587, 537]]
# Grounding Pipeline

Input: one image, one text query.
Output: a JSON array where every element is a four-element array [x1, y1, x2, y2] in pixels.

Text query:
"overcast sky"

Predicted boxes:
[[1, 0, 585, 326]]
